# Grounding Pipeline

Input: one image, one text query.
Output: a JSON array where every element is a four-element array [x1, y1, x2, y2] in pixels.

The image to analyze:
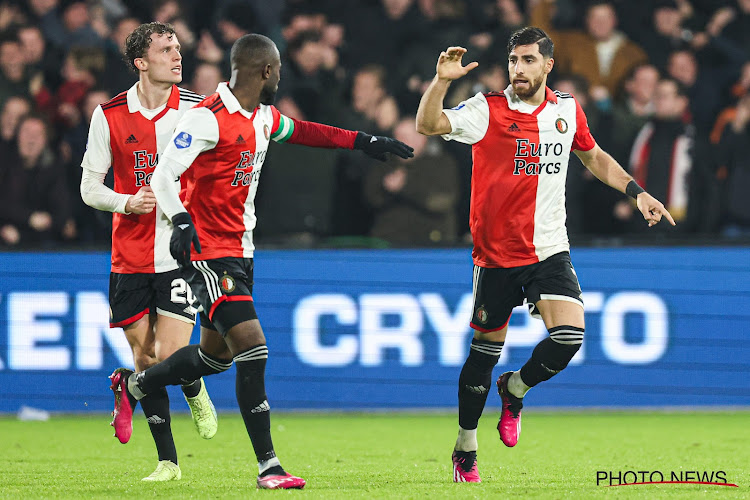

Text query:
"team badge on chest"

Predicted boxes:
[[555, 117, 568, 134], [263, 124, 270, 140]]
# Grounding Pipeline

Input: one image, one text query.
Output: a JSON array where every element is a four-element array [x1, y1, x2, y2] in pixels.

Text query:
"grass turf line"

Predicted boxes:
[[1, 412, 749, 499]]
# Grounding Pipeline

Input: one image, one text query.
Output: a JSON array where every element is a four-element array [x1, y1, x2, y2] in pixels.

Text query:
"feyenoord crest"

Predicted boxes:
[[263, 124, 270, 140], [555, 117, 568, 134], [476, 306, 489, 324], [220, 273, 236, 292]]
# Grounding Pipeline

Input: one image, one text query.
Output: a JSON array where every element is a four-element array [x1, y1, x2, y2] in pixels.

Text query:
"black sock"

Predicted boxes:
[[181, 379, 201, 398], [137, 345, 232, 395], [140, 388, 177, 464], [519, 326, 584, 387], [458, 339, 503, 430], [234, 345, 276, 463]]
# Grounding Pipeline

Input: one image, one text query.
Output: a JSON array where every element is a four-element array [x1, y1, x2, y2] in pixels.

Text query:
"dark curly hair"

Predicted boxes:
[[123, 22, 176, 73]]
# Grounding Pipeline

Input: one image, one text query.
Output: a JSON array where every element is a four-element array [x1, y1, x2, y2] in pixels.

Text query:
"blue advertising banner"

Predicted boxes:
[[0, 248, 748, 412]]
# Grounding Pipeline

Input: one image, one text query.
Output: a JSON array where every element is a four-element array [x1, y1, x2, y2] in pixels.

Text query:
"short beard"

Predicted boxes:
[[513, 78, 543, 99], [259, 87, 277, 105]]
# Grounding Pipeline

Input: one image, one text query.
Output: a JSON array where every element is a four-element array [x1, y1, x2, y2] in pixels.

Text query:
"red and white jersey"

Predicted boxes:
[[81, 83, 203, 273], [442, 85, 596, 268], [159, 82, 296, 260]]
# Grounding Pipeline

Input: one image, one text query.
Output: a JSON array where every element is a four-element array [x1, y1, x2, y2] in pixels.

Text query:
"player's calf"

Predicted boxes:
[[497, 326, 583, 447], [519, 326, 584, 387]]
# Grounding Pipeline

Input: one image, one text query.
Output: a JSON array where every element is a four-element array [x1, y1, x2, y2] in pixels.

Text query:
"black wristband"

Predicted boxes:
[[626, 180, 645, 199]]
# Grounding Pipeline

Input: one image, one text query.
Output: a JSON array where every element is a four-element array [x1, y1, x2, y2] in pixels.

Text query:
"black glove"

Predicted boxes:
[[170, 212, 201, 268], [354, 131, 415, 162]]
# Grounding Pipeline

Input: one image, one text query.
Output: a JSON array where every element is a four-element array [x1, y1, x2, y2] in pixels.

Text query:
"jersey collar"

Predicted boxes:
[[216, 82, 243, 114], [127, 83, 180, 113], [504, 85, 558, 113]]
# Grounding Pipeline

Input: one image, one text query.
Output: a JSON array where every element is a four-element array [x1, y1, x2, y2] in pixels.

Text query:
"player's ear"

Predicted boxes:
[[544, 57, 554, 75], [262, 63, 272, 80], [134, 57, 147, 72]]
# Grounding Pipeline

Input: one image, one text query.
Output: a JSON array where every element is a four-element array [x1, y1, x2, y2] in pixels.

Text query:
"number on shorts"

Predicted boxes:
[[170, 278, 195, 304]]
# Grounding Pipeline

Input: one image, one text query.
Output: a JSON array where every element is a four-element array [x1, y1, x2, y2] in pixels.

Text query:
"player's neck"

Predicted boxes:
[[228, 82, 260, 112], [136, 78, 173, 110]]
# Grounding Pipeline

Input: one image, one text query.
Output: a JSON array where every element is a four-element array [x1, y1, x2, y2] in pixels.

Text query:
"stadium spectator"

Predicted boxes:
[[717, 93, 750, 236], [276, 30, 342, 122], [625, 78, 712, 232], [0, 36, 34, 109], [330, 64, 400, 237], [37, 0, 104, 50], [638, 0, 692, 71], [102, 17, 140, 92], [416, 29, 674, 483], [710, 61, 750, 145], [364, 117, 458, 245], [190, 62, 223, 96], [609, 63, 660, 164], [720, 0, 750, 54], [531, 0, 648, 100], [18, 24, 62, 92], [0, 114, 76, 246], [61, 88, 110, 243], [0, 94, 30, 147], [35, 46, 104, 129]]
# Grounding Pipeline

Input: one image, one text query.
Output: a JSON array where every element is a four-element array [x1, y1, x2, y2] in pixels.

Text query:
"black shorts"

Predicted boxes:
[[470, 251, 583, 332], [109, 269, 197, 328], [183, 257, 258, 336]]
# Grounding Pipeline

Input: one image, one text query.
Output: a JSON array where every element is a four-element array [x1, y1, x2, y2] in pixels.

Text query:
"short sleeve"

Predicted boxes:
[[441, 92, 490, 145], [80, 105, 112, 174], [572, 98, 596, 152], [270, 105, 295, 143], [160, 107, 220, 167]]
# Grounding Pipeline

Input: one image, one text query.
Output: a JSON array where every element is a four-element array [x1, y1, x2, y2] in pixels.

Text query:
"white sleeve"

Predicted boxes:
[[160, 107, 219, 167], [80, 168, 131, 214], [151, 157, 190, 220], [440, 92, 490, 145], [80, 105, 112, 174]]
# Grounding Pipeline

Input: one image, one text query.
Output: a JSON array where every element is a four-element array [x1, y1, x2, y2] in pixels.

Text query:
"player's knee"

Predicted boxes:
[[133, 351, 157, 371], [154, 339, 185, 361], [538, 325, 584, 371], [198, 347, 233, 374]]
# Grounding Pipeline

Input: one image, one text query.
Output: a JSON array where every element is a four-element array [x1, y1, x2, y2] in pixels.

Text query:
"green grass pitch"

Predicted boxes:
[[1, 411, 749, 498]]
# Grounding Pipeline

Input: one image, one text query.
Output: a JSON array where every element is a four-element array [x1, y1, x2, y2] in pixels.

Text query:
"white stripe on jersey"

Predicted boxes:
[[531, 98, 577, 262]]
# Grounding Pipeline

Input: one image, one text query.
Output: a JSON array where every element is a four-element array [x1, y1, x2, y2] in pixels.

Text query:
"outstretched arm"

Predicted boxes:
[[575, 144, 676, 227], [276, 116, 414, 161], [416, 46, 478, 136]]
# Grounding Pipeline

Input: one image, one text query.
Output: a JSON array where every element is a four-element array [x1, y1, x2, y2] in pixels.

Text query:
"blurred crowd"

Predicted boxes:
[[1, 0, 750, 250]]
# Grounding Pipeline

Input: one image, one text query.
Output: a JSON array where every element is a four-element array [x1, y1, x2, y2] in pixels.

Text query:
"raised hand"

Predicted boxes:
[[436, 46, 478, 82]]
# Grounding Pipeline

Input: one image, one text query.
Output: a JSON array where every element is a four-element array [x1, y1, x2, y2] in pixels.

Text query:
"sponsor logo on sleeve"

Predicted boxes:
[[174, 132, 192, 149]]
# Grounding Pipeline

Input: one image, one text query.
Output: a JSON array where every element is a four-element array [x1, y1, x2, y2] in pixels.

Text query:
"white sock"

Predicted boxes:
[[258, 456, 281, 474], [127, 374, 145, 400], [455, 426, 478, 452], [508, 371, 530, 398]]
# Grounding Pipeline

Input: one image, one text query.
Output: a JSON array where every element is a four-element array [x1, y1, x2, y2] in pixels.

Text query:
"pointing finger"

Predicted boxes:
[[661, 207, 676, 226]]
